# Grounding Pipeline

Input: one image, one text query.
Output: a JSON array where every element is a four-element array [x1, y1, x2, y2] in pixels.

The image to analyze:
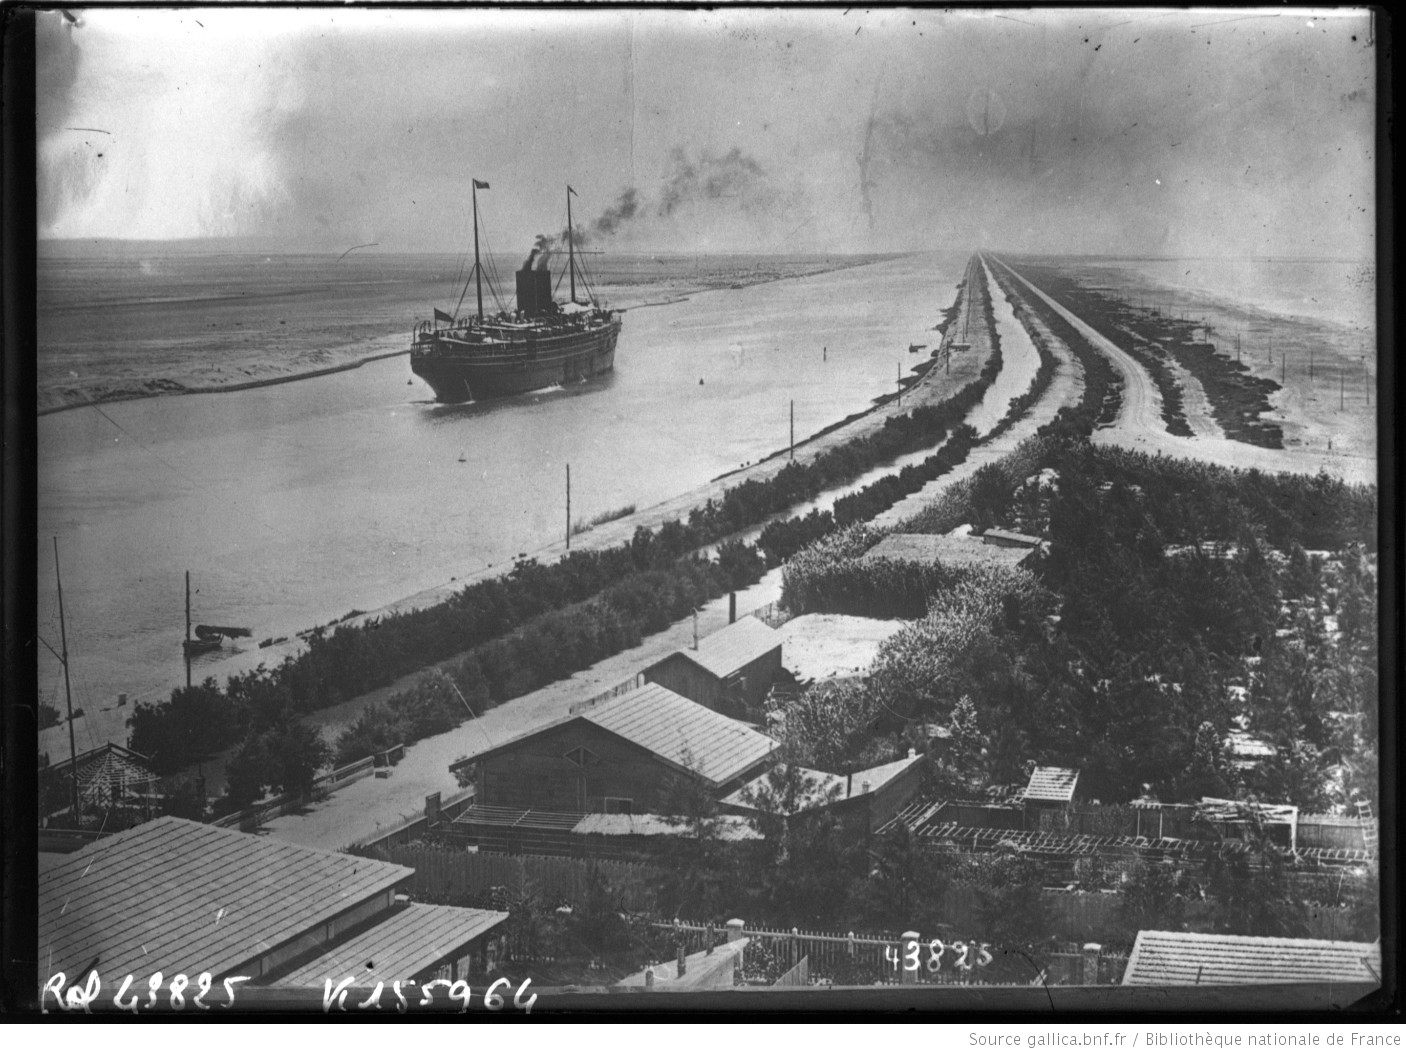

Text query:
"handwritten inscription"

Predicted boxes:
[[884, 939, 996, 974], [42, 971, 251, 1013], [42, 970, 536, 1015], [323, 976, 536, 1014]]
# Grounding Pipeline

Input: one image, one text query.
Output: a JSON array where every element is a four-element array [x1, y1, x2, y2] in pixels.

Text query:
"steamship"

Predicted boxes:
[[409, 183, 623, 403]]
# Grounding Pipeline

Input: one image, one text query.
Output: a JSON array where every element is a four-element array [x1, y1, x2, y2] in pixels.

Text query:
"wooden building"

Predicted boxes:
[[38, 816, 508, 991], [720, 754, 926, 837], [451, 683, 780, 815], [1023, 766, 1080, 830], [643, 615, 784, 720]]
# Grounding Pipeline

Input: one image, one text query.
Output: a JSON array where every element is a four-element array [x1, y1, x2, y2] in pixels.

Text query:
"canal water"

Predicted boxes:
[[38, 251, 967, 756]]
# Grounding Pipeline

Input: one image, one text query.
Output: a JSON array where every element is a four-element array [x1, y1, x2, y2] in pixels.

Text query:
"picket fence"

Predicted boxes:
[[385, 845, 662, 911]]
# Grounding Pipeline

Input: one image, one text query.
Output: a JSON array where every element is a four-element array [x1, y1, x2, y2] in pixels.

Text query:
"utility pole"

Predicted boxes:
[[565, 464, 571, 550], [789, 401, 794, 460], [897, 362, 903, 405], [53, 537, 80, 822], [1281, 352, 1285, 384]]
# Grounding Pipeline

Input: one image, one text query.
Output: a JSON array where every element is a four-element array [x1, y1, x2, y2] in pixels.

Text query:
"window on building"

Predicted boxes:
[[604, 797, 633, 815]]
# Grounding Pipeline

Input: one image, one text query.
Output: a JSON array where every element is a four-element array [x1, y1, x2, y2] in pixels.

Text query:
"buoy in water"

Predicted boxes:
[[699, 378, 704, 385]]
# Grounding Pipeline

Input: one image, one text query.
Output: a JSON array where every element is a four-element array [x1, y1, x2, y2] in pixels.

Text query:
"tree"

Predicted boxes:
[[222, 710, 331, 808], [1117, 860, 1190, 940], [1202, 821, 1310, 938]]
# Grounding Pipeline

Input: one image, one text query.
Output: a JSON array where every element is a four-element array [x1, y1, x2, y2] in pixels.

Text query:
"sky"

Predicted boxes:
[[36, 7, 1377, 257]]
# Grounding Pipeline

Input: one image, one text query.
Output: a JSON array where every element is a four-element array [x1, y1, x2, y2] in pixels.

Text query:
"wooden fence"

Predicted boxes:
[[382, 845, 663, 912], [212, 750, 387, 830], [774, 955, 810, 987], [650, 919, 1130, 986]]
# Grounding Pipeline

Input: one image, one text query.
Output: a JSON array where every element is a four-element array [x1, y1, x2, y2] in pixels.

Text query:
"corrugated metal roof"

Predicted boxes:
[[1024, 766, 1080, 803], [38, 816, 412, 983], [277, 904, 508, 987], [584, 683, 779, 788], [571, 812, 761, 840], [1122, 931, 1382, 987], [659, 615, 782, 679], [865, 534, 1032, 570]]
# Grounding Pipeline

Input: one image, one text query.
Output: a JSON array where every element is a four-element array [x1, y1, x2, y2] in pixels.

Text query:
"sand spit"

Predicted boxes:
[[995, 259, 1375, 487]]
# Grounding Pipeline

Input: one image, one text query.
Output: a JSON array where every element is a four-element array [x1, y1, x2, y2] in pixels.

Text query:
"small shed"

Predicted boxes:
[[1122, 931, 1381, 987], [1023, 766, 1080, 830], [644, 615, 784, 719]]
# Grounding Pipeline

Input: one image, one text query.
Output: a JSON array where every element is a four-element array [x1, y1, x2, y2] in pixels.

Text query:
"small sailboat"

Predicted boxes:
[[183, 571, 250, 657], [458, 452, 467, 463]]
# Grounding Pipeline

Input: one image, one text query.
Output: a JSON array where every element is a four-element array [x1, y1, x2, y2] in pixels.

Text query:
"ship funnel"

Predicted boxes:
[[535, 249, 553, 272], [516, 247, 554, 317]]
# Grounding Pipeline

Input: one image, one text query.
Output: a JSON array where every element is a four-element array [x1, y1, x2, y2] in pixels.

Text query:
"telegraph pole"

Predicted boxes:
[[565, 464, 571, 550], [53, 538, 80, 822], [789, 401, 795, 460]]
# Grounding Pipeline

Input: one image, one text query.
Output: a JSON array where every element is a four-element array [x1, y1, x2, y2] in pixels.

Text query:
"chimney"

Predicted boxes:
[[692, 612, 699, 650], [847, 772, 853, 798], [729, 592, 736, 624], [516, 250, 554, 317]]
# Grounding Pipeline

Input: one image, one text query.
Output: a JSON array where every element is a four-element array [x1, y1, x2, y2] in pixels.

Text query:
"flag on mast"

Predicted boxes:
[[473, 179, 489, 190], [567, 185, 577, 196]]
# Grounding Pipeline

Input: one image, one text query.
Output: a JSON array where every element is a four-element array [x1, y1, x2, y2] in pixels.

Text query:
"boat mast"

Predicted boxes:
[[473, 180, 484, 322], [567, 184, 577, 305], [53, 537, 80, 821], [185, 570, 193, 688]]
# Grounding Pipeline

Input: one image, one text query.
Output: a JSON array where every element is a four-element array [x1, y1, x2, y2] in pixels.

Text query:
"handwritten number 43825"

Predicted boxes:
[[884, 940, 995, 973], [42, 971, 251, 1013]]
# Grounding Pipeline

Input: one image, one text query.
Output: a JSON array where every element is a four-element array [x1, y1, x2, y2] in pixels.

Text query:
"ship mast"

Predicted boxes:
[[473, 180, 484, 322], [567, 184, 577, 305]]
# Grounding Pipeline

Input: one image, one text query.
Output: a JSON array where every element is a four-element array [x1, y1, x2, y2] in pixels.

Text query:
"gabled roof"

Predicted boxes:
[[584, 683, 779, 787], [865, 533, 1032, 571], [719, 755, 924, 814], [651, 615, 782, 679], [1024, 766, 1080, 803], [454, 683, 779, 789], [277, 904, 509, 987], [1122, 931, 1382, 987], [38, 816, 412, 983]]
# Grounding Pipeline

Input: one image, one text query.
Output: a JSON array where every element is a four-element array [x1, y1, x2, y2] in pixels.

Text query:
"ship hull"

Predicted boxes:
[[410, 320, 621, 403]]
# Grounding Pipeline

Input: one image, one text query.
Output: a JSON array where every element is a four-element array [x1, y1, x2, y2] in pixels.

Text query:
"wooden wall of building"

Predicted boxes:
[[645, 646, 783, 720]]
